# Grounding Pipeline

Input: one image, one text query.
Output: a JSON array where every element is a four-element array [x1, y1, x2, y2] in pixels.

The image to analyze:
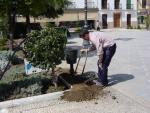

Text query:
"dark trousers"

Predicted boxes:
[[97, 43, 116, 85]]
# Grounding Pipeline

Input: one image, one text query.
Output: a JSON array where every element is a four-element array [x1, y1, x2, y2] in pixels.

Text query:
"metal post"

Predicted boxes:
[[84, 0, 88, 29], [82, 0, 90, 48]]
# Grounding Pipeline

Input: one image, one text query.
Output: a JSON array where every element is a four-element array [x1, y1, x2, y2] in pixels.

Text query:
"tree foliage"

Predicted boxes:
[[24, 27, 67, 70], [0, 0, 70, 17]]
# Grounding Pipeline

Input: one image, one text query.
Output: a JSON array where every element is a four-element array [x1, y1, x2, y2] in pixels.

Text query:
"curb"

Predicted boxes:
[[0, 90, 68, 109]]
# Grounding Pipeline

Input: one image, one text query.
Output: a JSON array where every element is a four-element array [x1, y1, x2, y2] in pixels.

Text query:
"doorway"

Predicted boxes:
[[127, 14, 131, 27], [114, 13, 121, 27], [102, 14, 108, 29]]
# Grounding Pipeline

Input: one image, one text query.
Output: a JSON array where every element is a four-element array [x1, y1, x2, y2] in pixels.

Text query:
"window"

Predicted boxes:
[[142, 0, 146, 8], [102, 0, 107, 9], [115, 0, 121, 9], [127, 0, 131, 9]]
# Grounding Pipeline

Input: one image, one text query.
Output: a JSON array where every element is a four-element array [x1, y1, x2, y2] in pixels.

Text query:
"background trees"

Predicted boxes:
[[0, 0, 70, 50]]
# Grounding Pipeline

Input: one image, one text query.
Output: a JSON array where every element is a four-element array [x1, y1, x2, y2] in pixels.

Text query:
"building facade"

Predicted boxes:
[[17, 0, 138, 29], [137, 0, 150, 28], [64, 0, 138, 29], [96, 0, 138, 28]]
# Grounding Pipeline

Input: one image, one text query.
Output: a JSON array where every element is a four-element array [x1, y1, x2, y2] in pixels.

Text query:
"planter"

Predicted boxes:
[[66, 48, 78, 64], [66, 48, 78, 74]]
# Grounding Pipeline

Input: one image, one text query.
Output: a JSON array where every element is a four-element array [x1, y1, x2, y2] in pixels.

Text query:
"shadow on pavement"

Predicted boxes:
[[67, 41, 77, 44], [114, 38, 135, 41], [108, 74, 134, 86]]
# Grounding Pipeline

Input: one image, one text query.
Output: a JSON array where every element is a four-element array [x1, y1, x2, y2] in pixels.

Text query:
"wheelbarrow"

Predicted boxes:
[[75, 49, 98, 84]]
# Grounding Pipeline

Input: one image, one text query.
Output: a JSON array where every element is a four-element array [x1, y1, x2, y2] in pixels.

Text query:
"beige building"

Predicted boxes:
[[16, 1, 98, 29]]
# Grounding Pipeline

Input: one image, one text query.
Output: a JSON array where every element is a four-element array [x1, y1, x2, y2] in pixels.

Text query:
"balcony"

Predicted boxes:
[[126, 4, 133, 9]]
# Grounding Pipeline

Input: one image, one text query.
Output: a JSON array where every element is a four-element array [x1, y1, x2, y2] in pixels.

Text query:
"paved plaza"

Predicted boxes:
[[1, 29, 150, 113], [68, 29, 150, 107]]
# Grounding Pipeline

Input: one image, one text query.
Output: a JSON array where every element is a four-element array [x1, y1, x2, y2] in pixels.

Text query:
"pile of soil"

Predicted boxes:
[[61, 84, 103, 102]]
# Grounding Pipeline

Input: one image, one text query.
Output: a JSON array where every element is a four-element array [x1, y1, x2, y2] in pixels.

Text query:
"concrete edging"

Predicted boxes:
[[0, 90, 68, 109]]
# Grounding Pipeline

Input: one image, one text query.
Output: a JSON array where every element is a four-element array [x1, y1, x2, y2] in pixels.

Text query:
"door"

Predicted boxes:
[[114, 13, 120, 27], [102, 14, 108, 29], [127, 14, 131, 27]]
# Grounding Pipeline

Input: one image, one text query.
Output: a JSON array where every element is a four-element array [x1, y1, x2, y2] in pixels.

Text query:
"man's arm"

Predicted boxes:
[[97, 42, 104, 69]]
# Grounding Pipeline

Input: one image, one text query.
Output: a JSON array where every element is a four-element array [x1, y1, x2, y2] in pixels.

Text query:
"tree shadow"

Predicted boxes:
[[67, 41, 77, 44], [114, 38, 135, 41], [108, 74, 134, 86]]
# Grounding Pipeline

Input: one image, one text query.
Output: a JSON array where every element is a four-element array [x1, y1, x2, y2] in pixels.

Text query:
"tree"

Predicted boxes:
[[24, 27, 67, 70], [0, 0, 70, 50], [24, 27, 67, 87], [0, 0, 18, 50], [0, 16, 8, 38], [17, 0, 70, 33]]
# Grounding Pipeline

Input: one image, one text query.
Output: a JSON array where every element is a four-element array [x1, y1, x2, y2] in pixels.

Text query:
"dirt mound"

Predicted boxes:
[[61, 84, 103, 102]]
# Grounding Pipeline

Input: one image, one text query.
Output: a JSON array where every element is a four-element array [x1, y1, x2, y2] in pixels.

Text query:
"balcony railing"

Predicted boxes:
[[102, 3, 109, 9], [114, 3, 122, 9], [126, 4, 133, 9]]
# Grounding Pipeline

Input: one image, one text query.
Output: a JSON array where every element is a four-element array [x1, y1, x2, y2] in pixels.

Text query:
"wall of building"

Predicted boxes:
[[96, 0, 138, 28]]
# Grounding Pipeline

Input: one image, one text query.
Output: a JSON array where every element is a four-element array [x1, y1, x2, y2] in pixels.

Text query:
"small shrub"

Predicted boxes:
[[0, 72, 64, 101], [24, 27, 67, 70], [137, 25, 141, 29], [0, 38, 7, 51]]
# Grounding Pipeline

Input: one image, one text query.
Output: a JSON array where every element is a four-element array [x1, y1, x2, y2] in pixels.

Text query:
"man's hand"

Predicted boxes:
[[98, 63, 103, 70], [80, 48, 89, 53]]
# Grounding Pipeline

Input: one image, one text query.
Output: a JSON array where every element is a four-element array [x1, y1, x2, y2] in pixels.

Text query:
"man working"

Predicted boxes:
[[79, 30, 116, 86]]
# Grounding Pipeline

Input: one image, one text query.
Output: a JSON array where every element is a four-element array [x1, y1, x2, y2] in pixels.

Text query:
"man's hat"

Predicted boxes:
[[79, 29, 89, 37]]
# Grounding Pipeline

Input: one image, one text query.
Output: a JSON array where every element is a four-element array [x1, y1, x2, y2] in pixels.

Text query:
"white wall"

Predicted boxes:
[[71, 0, 137, 10], [69, 0, 138, 27]]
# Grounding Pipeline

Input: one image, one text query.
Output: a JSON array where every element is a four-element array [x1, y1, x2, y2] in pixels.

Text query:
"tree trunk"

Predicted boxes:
[[26, 14, 31, 34], [8, 11, 16, 50]]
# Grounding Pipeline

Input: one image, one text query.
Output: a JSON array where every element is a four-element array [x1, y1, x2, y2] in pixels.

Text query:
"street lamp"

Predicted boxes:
[[84, 0, 88, 29], [82, 0, 90, 48]]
